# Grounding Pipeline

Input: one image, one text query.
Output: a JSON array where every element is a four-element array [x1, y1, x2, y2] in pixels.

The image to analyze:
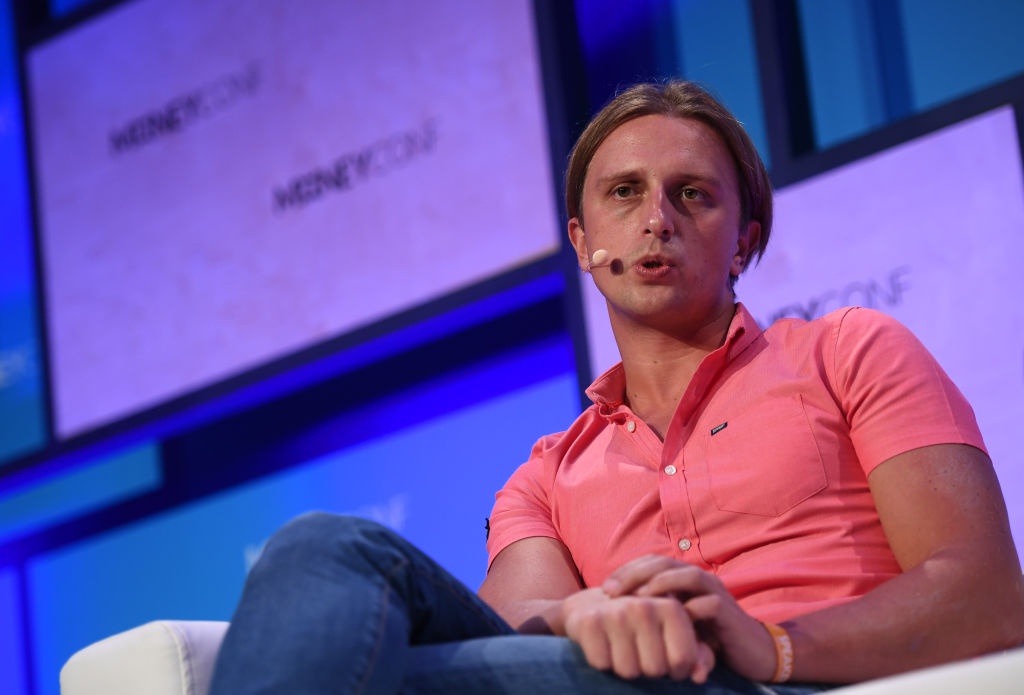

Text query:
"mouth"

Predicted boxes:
[[636, 254, 674, 269], [630, 253, 675, 278]]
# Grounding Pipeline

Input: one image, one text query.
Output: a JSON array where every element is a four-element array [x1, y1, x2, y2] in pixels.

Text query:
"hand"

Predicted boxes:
[[559, 586, 716, 682], [603, 555, 777, 682]]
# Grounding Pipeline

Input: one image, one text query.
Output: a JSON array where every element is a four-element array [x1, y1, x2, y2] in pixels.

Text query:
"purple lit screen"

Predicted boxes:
[[580, 106, 1024, 559], [27, 0, 559, 438]]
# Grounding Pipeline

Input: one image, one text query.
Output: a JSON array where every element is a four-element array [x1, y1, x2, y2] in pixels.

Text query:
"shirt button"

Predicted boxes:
[[678, 538, 692, 551], [664, 464, 677, 475], [626, 420, 637, 433]]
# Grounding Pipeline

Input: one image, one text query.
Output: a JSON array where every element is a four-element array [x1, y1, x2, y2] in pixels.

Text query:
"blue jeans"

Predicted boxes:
[[209, 512, 833, 694]]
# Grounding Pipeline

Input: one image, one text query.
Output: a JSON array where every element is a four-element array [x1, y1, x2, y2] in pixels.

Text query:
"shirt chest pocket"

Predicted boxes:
[[704, 395, 828, 517]]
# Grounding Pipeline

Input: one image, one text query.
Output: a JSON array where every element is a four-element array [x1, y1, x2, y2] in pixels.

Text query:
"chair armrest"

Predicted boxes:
[[829, 646, 1024, 695], [60, 620, 229, 695], [61, 620, 1022, 695]]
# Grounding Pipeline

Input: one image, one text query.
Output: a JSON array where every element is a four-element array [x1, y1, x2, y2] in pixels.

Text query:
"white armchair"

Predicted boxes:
[[60, 621, 228, 695], [59, 620, 1024, 695]]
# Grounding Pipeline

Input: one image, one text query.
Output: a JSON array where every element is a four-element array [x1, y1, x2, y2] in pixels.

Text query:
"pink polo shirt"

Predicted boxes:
[[486, 304, 986, 623]]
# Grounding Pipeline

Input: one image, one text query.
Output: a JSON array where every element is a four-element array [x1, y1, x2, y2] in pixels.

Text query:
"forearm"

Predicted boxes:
[[782, 552, 1024, 683], [477, 537, 585, 635], [768, 444, 1024, 684], [486, 597, 567, 635]]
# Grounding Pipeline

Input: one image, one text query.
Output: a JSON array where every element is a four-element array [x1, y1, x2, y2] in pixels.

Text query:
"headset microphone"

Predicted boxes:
[[586, 249, 610, 271]]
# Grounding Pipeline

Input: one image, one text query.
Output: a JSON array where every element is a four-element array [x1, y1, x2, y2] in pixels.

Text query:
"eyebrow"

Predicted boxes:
[[593, 169, 643, 185], [592, 169, 724, 190]]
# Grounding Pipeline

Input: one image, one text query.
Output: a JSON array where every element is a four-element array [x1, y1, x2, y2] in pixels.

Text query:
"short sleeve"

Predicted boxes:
[[485, 432, 566, 569], [830, 307, 986, 474]]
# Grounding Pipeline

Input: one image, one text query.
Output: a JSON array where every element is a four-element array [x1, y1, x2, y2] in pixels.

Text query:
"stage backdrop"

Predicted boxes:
[[26, 0, 559, 439]]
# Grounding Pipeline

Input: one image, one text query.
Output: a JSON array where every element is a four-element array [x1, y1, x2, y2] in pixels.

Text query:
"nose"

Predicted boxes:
[[643, 190, 674, 240]]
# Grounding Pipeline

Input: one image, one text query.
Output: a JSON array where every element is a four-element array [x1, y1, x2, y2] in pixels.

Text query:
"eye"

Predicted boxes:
[[612, 184, 635, 199], [680, 187, 703, 201]]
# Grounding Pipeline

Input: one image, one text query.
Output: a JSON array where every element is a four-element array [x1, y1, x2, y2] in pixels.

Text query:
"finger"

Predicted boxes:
[[691, 641, 717, 684], [681, 592, 724, 622], [606, 615, 644, 679], [574, 619, 614, 672], [658, 599, 702, 681], [604, 555, 679, 596], [634, 602, 673, 678], [636, 565, 714, 599]]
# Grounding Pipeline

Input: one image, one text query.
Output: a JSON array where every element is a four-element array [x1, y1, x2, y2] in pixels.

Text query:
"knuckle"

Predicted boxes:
[[668, 638, 695, 663], [617, 661, 641, 679], [624, 597, 660, 622], [588, 649, 612, 671], [640, 651, 671, 678]]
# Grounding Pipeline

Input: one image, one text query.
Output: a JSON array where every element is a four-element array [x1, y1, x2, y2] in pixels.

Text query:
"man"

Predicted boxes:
[[210, 81, 1024, 694]]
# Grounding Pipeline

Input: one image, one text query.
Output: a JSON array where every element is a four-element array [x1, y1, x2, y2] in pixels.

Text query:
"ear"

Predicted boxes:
[[568, 217, 590, 271], [731, 220, 761, 276]]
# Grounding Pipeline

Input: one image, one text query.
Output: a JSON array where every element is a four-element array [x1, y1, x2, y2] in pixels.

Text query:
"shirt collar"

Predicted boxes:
[[584, 302, 764, 408]]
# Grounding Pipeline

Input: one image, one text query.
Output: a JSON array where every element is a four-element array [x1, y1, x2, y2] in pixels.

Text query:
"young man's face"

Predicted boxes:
[[569, 114, 759, 335]]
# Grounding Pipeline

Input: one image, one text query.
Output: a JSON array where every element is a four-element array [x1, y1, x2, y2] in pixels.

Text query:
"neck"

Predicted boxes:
[[611, 303, 737, 438]]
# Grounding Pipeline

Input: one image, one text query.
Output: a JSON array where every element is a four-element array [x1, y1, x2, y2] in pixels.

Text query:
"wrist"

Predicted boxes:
[[761, 622, 794, 683], [504, 598, 568, 635]]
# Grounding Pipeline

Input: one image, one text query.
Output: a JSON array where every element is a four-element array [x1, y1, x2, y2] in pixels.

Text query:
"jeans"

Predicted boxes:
[[209, 512, 833, 694]]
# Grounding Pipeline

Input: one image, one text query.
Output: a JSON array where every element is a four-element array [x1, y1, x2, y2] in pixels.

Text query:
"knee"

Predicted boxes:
[[261, 511, 398, 564], [274, 510, 387, 544], [243, 512, 431, 604]]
